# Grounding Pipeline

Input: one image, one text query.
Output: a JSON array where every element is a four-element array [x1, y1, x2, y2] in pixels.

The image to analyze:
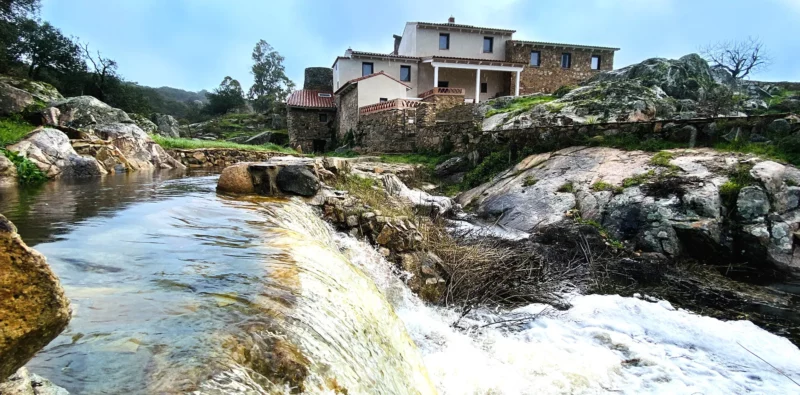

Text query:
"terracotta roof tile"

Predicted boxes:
[[334, 71, 411, 95], [286, 90, 336, 109], [350, 51, 421, 61]]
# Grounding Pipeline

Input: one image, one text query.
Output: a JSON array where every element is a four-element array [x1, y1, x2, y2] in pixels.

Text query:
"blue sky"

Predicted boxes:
[[41, 0, 800, 92]]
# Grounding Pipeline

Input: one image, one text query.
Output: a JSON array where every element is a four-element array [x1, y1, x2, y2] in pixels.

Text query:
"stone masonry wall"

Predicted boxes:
[[287, 107, 335, 153], [357, 108, 419, 153], [421, 94, 465, 111], [167, 148, 296, 168], [507, 44, 615, 95], [415, 114, 795, 155], [336, 89, 359, 142]]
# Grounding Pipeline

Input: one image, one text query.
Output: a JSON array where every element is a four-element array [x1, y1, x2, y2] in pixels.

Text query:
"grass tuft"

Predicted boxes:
[[557, 182, 575, 193], [485, 95, 555, 117], [150, 135, 297, 154], [591, 180, 623, 194], [522, 175, 538, 187]]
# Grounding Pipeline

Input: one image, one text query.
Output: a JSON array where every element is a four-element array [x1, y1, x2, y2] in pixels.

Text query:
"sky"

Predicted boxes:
[[40, 0, 800, 93]]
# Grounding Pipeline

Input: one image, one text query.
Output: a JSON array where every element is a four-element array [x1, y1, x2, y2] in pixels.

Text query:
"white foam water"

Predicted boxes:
[[337, 234, 800, 395]]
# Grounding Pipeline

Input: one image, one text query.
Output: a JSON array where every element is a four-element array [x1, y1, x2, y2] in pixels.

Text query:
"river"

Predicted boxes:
[[2, 171, 800, 394]]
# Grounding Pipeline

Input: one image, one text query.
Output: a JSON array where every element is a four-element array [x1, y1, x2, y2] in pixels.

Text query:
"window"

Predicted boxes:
[[319, 113, 328, 122], [530, 51, 541, 67], [362, 62, 374, 76], [438, 81, 449, 88], [480, 82, 488, 93], [483, 37, 494, 53], [400, 65, 411, 82], [591, 55, 601, 70], [379, 98, 388, 103], [439, 33, 450, 50], [561, 53, 572, 69]]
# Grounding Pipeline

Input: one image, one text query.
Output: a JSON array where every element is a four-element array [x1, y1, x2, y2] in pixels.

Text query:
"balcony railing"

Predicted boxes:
[[418, 87, 465, 99], [359, 99, 423, 115]]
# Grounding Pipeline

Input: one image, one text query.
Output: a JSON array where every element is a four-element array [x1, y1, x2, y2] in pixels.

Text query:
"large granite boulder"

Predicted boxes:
[[151, 113, 182, 138], [0, 367, 69, 395], [8, 128, 106, 178], [0, 153, 18, 187], [276, 165, 320, 196], [216, 162, 255, 194], [0, 76, 63, 103], [50, 96, 132, 128], [0, 83, 35, 116], [129, 113, 158, 135], [458, 147, 800, 279], [588, 54, 715, 100], [0, 214, 71, 380], [91, 123, 185, 170]]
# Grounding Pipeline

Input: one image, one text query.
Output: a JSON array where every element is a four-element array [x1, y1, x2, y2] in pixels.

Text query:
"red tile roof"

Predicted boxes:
[[350, 51, 421, 61], [286, 90, 336, 109], [334, 71, 411, 95]]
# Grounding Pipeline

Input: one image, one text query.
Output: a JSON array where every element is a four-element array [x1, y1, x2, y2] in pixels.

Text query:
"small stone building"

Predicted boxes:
[[286, 90, 336, 153], [287, 67, 336, 153]]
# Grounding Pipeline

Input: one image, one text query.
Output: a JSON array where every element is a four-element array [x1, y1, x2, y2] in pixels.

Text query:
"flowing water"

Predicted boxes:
[[2, 172, 800, 394]]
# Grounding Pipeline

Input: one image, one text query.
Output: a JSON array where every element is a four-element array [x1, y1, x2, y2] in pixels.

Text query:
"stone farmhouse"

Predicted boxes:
[[287, 17, 619, 153]]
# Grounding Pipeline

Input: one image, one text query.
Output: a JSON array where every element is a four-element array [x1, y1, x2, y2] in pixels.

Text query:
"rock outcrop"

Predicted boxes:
[[0, 76, 63, 103], [217, 157, 326, 198], [0, 214, 71, 380], [276, 165, 320, 197], [151, 113, 182, 138], [51, 96, 132, 128], [91, 123, 184, 170], [0, 367, 69, 395], [0, 82, 35, 116], [0, 154, 18, 186], [9, 128, 106, 178], [459, 146, 800, 278], [588, 54, 715, 100], [129, 113, 158, 135]]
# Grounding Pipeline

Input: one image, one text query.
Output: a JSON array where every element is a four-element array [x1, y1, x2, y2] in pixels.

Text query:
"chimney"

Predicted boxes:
[[448, 16, 455, 23], [392, 34, 402, 55]]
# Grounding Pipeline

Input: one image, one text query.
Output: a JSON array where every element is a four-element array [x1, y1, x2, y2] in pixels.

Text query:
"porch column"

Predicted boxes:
[[433, 66, 439, 88], [515, 70, 521, 96], [475, 68, 481, 104]]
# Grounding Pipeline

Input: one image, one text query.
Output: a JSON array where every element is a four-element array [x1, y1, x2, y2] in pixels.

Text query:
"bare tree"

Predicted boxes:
[[701, 37, 770, 80], [82, 43, 117, 101]]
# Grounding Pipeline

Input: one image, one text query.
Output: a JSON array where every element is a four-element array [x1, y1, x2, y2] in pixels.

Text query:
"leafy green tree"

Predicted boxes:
[[11, 19, 85, 79], [0, 0, 39, 71], [248, 40, 294, 114], [206, 76, 245, 115], [0, 0, 39, 20]]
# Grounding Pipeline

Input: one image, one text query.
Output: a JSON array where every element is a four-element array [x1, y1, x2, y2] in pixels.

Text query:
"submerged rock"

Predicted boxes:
[[9, 128, 106, 178], [0, 215, 71, 380]]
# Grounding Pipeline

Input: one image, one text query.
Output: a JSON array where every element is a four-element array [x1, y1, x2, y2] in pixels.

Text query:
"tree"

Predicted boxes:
[[0, 0, 39, 71], [701, 37, 770, 80], [0, 0, 39, 21], [81, 43, 118, 101], [248, 40, 294, 114], [11, 19, 85, 79], [206, 76, 245, 115]]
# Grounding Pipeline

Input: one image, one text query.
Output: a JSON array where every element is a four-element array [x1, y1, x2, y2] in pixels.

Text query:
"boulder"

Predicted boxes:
[[0, 214, 71, 380], [588, 54, 715, 100], [459, 147, 800, 278], [151, 113, 182, 138], [0, 83, 35, 116], [91, 123, 185, 170], [0, 367, 69, 395], [767, 119, 792, 138], [0, 153, 17, 187], [434, 156, 467, 177], [0, 76, 63, 103], [276, 165, 320, 196], [383, 174, 454, 216], [129, 113, 158, 135], [8, 128, 106, 178], [50, 96, 132, 128], [216, 162, 255, 194]]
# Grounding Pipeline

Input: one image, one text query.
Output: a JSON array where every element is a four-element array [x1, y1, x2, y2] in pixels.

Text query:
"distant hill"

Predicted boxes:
[[153, 86, 209, 105]]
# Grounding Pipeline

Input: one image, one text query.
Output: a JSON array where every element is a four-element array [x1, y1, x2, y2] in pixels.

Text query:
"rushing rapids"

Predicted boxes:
[[2, 172, 800, 394]]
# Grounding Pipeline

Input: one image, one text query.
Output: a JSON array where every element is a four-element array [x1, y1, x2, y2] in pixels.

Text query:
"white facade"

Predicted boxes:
[[334, 55, 419, 97], [355, 74, 410, 107]]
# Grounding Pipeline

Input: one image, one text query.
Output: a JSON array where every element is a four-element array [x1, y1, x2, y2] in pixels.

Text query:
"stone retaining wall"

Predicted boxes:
[[167, 148, 296, 168], [415, 113, 797, 154]]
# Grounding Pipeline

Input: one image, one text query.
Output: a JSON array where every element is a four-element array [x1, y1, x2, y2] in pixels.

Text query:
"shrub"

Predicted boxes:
[[719, 163, 755, 210], [557, 182, 574, 193], [1, 149, 47, 184], [522, 175, 538, 187], [463, 150, 512, 188]]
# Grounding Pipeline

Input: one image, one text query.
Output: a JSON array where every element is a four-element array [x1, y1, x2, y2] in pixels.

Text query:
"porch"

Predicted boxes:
[[420, 56, 525, 103]]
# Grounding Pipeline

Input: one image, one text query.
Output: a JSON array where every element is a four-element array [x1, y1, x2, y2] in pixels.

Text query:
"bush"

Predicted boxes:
[[622, 170, 656, 188], [718, 163, 755, 210], [650, 151, 674, 167], [553, 85, 578, 98], [463, 150, 512, 188], [1, 148, 47, 184]]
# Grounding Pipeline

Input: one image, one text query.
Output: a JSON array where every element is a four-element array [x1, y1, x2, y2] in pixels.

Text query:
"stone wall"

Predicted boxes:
[[507, 43, 615, 94], [336, 89, 359, 142], [421, 94, 464, 111], [414, 114, 796, 155], [357, 108, 420, 153], [167, 148, 296, 168], [287, 107, 336, 153]]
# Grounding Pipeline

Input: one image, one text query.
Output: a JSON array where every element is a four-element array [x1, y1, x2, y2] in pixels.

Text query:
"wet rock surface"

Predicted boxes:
[[0, 368, 69, 395], [0, 153, 18, 186], [0, 215, 71, 381], [8, 129, 106, 178]]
